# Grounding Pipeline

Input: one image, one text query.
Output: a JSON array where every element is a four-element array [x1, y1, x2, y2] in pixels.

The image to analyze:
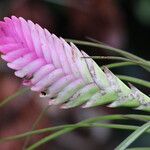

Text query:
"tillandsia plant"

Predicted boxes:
[[0, 16, 150, 150], [0, 16, 150, 110]]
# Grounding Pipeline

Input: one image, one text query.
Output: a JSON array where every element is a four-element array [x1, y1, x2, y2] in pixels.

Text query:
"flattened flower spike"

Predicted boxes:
[[0, 16, 150, 111]]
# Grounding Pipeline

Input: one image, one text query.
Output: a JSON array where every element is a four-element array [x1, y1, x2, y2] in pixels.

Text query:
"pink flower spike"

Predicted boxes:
[[0, 16, 149, 110]]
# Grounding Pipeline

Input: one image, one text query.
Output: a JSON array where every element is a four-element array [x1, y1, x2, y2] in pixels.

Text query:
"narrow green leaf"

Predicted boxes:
[[117, 75, 150, 88], [26, 128, 75, 150], [126, 147, 150, 150], [22, 106, 50, 149], [115, 121, 150, 150], [1, 114, 126, 142], [84, 56, 147, 67], [0, 88, 28, 108], [26, 122, 150, 150], [1, 114, 150, 144], [101, 62, 136, 69], [66, 39, 150, 71], [66, 39, 149, 63], [124, 114, 150, 122], [0, 124, 77, 143]]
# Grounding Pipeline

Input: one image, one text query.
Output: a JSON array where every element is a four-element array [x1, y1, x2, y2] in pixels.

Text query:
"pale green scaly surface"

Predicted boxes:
[[61, 46, 150, 111]]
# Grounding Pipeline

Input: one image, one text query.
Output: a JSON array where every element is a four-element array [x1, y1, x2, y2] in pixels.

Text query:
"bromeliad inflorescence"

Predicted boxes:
[[0, 16, 150, 111]]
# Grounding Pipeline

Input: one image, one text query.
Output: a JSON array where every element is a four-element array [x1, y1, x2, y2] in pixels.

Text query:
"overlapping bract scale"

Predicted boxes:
[[0, 16, 150, 110]]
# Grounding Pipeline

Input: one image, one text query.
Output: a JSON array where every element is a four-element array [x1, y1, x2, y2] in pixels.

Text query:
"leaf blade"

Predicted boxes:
[[115, 121, 150, 150]]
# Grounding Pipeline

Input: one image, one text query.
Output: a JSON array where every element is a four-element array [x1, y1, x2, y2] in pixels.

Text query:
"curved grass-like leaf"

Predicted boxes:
[[65, 39, 150, 71], [26, 121, 150, 150], [126, 148, 150, 150], [115, 121, 150, 150], [0, 114, 149, 143], [0, 88, 28, 108], [0, 16, 150, 111]]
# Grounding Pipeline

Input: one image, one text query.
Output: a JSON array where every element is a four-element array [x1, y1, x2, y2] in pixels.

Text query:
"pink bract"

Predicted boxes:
[[0, 16, 93, 105]]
